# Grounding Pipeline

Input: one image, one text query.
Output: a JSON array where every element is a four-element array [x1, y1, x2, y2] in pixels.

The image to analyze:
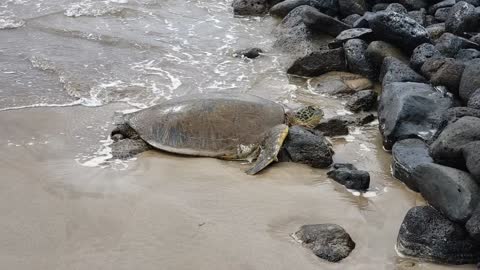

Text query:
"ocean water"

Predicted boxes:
[[0, 0, 303, 111]]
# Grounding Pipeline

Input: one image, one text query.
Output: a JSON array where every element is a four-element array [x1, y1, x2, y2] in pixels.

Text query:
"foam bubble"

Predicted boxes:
[[0, 17, 24, 29], [64, 1, 124, 17]]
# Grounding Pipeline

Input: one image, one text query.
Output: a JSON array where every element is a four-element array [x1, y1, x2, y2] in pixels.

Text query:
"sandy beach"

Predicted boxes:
[[0, 104, 473, 270]]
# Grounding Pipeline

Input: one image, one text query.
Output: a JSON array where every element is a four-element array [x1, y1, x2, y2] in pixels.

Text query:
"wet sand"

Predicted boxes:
[[0, 104, 474, 270]]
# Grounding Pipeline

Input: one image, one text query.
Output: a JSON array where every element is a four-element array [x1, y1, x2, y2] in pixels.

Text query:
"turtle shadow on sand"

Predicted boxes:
[[109, 93, 331, 175]]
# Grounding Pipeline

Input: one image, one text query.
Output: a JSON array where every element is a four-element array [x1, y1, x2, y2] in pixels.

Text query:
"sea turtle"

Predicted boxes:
[[110, 93, 324, 175]]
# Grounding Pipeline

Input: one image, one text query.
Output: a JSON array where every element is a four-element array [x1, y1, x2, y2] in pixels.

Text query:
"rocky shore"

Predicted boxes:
[[233, 0, 480, 266]]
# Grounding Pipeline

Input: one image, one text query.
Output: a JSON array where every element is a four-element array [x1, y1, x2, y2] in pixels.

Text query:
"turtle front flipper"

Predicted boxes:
[[245, 124, 289, 175]]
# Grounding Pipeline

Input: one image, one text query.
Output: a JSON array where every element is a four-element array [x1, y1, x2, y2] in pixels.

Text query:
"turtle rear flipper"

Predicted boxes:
[[245, 124, 289, 175]]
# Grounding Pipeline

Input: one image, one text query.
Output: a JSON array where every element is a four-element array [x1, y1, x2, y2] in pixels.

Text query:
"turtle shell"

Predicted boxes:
[[125, 93, 285, 158]]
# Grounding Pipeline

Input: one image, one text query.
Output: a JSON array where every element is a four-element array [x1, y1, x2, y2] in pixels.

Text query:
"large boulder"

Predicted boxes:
[[302, 7, 351, 36], [391, 139, 433, 192], [420, 57, 465, 96], [233, 0, 268, 15], [327, 163, 370, 190], [380, 57, 426, 86], [294, 224, 355, 262], [338, 0, 366, 16], [343, 39, 375, 79], [459, 58, 480, 102], [445, 1, 479, 36], [273, 6, 319, 55], [287, 48, 346, 77], [284, 125, 333, 168], [456, 48, 480, 61], [397, 206, 480, 265], [270, 0, 338, 17], [414, 163, 480, 223], [430, 116, 480, 169], [378, 82, 452, 150], [410, 43, 441, 71], [366, 11, 431, 52], [435, 33, 480, 58]]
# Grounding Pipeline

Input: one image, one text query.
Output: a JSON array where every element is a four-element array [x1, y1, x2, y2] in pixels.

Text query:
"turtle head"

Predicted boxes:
[[110, 123, 140, 142], [287, 105, 324, 128]]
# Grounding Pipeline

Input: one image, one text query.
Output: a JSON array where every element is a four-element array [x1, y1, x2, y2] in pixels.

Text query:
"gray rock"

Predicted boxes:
[[460, 58, 480, 102], [314, 113, 375, 136], [391, 139, 433, 192], [287, 48, 346, 77], [345, 89, 377, 112], [380, 57, 426, 86], [294, 224, 356, 262], [352, 14, 369, 28], [273, 6, 318, 55], [435, 32, 480, 58], [397, 0, 428, 11], [303, 7, 351, 36], [428, 0, 456, 15], [463, 141, 480, 182], [425, 15, 438, 27], [371, 3, 388, 12], [385, 3, 407, 14], [414, 163, 480, 223], [470, 33, 480, 45], [284, 125, 333, 168], [426, 23, 446, 40], [233, 0, 268, 15], [421, 57, 465, 96], [435, 7, 451, 22], [455, 48, 480, 61], [365, 41, 409, 71], [410, 43, 441, 71], [234, 48, 263, 59], [408, 8, 426, 26], [397, 206, 480, 265], [344, 39, 375, 79], [327, 164, 370, 190], [378, 82, 452, 150], [467, 88, 480, 109], [431, 116, 480, 169], [445, 1, 479, 36], [338, 0, 366, 16], [315, 118, 349, 136], [329, 28, 372, 49], [435, 107, 480, 141], [270, 0, 338, 18], [367, 11, 431, 52], [466, 205, 480, 241], [342, 14, 362, 25]]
